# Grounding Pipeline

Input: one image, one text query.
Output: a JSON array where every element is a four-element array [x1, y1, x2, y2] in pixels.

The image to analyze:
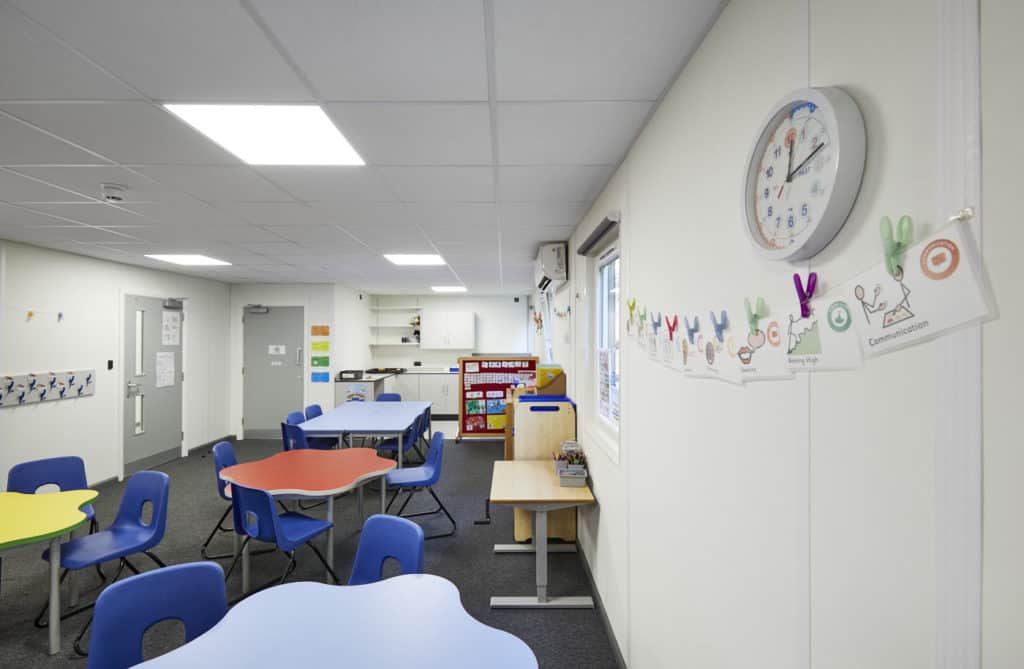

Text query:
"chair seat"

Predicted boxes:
[[45, 526, 158, 570], [275, 512, 333, 553], [386, 465, 435, 488]]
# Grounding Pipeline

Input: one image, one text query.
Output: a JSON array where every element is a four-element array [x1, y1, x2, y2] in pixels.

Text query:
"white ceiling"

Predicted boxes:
[[0, 0, 723, 293]]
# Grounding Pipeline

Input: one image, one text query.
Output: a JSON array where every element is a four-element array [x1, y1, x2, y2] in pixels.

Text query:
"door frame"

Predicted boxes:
[[238, 303, 307, 440], [116, 290, 189, 481]]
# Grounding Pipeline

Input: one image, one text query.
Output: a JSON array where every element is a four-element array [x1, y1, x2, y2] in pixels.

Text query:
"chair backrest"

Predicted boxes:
[[347, 514, 425, 585], [376, 392, 401, 402], [110, 471, 170, 551], [7, 455, 89, 494], [87, 562, 227, 669], [211, 441, 236, 501], [285, 410, 306, 426], [420, 431, 445, 486], [230, 483, 282, 545], [280, 421, 310, 451], [304, 403, 324, 420]]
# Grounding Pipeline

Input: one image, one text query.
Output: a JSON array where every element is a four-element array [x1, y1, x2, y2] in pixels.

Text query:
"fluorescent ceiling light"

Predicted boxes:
[[145, 254, 231, 266], [384, 254, 446, 266], [164, 104, 364, 166], [431, 286, 467, 293]]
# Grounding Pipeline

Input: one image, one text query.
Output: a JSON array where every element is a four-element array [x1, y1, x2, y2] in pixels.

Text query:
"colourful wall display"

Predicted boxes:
[[458, 356, 538, 438], [1, 370, 96, 407]]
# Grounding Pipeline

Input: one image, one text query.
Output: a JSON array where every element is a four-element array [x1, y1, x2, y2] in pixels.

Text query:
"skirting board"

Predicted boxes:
[[577, 541, 627, 669], [187, 434, 237, 454]]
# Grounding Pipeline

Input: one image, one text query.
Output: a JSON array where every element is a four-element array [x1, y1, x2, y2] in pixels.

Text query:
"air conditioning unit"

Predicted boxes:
[[535, 242, 568, 291]]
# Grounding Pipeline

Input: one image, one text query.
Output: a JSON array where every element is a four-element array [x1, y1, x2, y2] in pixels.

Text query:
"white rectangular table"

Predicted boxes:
[[489, 460, 596, 609], [301, 400, 431, 467]]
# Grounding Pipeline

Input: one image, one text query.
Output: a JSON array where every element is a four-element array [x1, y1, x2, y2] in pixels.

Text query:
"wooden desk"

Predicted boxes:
[[489, 461, 595, 609], [0, 490, 98, 655]]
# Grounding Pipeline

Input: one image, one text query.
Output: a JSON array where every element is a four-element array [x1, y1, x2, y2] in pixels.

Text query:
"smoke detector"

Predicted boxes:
[[100, 183, 128, 203]]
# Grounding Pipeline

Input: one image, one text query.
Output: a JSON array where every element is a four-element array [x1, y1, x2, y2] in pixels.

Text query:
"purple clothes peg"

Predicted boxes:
[[684, 316, 700, 344], [793, 272, 818, 318]]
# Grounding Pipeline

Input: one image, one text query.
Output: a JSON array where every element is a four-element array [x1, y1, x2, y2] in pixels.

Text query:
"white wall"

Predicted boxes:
[[559, 0, 1017, 666], [980, 1, 1024, 665], [369, 294, 529, 369], [0, 241, 231, 484], [334, 285, 372, 372], [227, 283, 334, 436]]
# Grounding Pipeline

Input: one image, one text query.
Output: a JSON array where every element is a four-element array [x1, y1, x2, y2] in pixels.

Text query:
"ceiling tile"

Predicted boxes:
[[239, 241, 309, 255], [498, 165, 614, 202], [498, 102, 651, 165], [20, 202, 152, 227], [250, 0, 488, 101], [128, 223, 284, 244], [216, 202, 328, 227], [48, 225, 149, 244], [0, 168, 91, 202], [379, 167, 494, 202], [327, 103, 491, 165], [125, 200, 251, 227], [263, 225, 363, 250], [256, 167, 397, 202], [9, 166, 177, 203], [341, 224, 431, 252], [311, 202, 408, 227], [0, 111, 106, 164], [10, 0, 310, 101], [498, 202, 587, 229], [0, 202, 89, 227], [0, 102, 239, 164], [0, 4, 138, 101], [405, 202, 497, 228], [132, 165, 293, 202], [494, 0, 722, 101]]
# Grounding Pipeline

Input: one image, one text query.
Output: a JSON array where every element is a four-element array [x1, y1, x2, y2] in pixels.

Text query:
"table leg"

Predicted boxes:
[[241, 539, 251, 594], [380, 475, 387, 514], [48, 538, 61, 655], [535, 510, 548, 603], [325, 495, 334, 584], [357, 485, 364, 522], [232, 528, 239, 559], [397, 432, 403, 468]]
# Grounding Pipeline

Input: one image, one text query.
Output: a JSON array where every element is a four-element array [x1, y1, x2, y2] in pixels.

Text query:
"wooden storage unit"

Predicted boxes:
[[511, 396, 577, 542]]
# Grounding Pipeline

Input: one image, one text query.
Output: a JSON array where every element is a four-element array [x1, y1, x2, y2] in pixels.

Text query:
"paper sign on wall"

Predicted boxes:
[[310, 340, 330, 352], [311, 372, 330, 383], [311, 356, 330, 367], [785, 292, 863, 371], [844, 223, 991, 356], [310, 325, 330, 336], [161, 311, 181, 346], [155, 351, 175, 388], [268, 345, 286, 355]]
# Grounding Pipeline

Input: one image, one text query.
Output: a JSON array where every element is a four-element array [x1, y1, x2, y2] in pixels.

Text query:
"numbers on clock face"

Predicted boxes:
[[753, 102, 835, 250]]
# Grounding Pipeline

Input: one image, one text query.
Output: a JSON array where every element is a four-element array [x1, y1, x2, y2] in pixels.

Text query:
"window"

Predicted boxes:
[[595, 246, 620, 429]]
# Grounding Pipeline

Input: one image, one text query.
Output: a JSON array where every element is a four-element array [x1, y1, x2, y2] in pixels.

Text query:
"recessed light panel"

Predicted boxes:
[[164, 104, 364, 166], [145, 254, 231, 266], [383, 254, 446, 266], [431, 286, 467, 293]]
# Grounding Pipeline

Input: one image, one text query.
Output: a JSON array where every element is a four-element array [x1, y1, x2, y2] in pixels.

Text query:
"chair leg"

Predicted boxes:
[[144, 551, 166, 569], [223, 536, 251, 582], [279, 552, 297, 585], [306, 542, 340, 584], [70, 558, 133, 657], [298, 498, 326, 511], [384, 488, 403, 513], [395, 489, 416, 517], [423, 488, 457, 539], [392, 487, 457, 540], [200, 506, 234, 559]]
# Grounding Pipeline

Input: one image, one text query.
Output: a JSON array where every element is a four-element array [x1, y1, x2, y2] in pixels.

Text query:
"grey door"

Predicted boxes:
[[124, 295, 183, 473], [243, 305, 304, 438]]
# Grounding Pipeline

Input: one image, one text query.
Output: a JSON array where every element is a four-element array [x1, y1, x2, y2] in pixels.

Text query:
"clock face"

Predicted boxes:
[[743, 87, 866, 261], [752, 101, 836, 251]]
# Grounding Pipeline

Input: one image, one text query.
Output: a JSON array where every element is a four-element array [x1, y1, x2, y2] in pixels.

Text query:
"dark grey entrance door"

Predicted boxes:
[[243, 305, 304, 438]]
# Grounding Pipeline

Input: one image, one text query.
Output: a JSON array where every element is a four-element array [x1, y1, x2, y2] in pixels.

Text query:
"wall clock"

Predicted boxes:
[[742, 86, 866, 261]]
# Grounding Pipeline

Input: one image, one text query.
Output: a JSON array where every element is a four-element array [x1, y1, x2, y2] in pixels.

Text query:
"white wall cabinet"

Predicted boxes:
[[420, 309, 475, 349], [418, 374, 459, 415], [393, 373, 420, 401]]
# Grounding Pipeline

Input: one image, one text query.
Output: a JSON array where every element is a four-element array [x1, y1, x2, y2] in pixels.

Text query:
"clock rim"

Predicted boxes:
[[742, 86, 866, 262]]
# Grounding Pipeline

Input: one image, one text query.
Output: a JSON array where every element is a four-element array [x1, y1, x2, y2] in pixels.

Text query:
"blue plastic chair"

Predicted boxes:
[[302, 404, 339, 449], [43, 470, 171, 655], [385, 432, 456, 539], [377, 411, 426, 462], [7, 456, 99, 530], [87, 562, 227, 669], [224, 483, 339, 588], [280, 420, 311, 451], [347, 515, 425, 586], [376, 392, 401, 402], [200, 442, 240, 560]]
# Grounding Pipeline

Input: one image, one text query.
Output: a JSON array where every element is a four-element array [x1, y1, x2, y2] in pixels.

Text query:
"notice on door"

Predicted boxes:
[[155, 351, 175, 388], [161, 311, 181, 346], [268, 344, 286, 355]]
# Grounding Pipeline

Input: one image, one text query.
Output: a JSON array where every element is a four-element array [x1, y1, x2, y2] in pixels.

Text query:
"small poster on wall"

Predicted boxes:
[[155, 351, 175, 388], [161, 311, 181, 346], [844, 223, 991, 356], [785, 292, 863, 371]]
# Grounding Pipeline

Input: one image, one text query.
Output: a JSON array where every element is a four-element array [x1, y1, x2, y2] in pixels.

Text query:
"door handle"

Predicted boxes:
[[126, 381, 140, 398], [295, 346, 303, 367]]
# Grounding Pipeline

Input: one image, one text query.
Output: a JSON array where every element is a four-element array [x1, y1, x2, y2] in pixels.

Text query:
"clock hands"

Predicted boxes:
[[787, 142, 825, 182]]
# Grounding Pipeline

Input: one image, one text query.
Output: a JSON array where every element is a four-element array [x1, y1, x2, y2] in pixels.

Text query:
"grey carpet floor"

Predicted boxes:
[[0, 437, 618, 668]]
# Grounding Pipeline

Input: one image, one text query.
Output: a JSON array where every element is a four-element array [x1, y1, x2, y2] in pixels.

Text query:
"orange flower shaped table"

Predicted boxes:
[[219, 448, 395, 591]]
